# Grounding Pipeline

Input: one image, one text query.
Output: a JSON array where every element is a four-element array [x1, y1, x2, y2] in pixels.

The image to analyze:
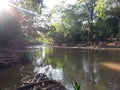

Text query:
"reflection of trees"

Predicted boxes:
[[108, 79, 120, 90], [3, 47, 120, 90], [28, 47, 120, 90], [82, 58, 100, 84], [99, 64, 120, 90], [32, 47, 64, 82], [82, 50, 100, 85]]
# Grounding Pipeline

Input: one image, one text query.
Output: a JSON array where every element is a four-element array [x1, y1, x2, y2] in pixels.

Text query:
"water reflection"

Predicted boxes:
[[30, 47, 120, 90], [108, 80, 120, 90], [33, 47, 64, 82], [27, 47, 120, 90], [0, 46, 120, 90]]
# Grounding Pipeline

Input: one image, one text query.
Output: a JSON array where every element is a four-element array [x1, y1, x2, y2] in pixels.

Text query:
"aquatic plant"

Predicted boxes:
[[72, 81, 82, 90]]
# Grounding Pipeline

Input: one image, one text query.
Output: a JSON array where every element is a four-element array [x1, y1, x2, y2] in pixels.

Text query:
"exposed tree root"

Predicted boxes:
[[17, 73, 67, 90]]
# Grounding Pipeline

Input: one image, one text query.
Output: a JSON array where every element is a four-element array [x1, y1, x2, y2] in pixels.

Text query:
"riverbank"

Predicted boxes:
[[52, 43, 120, 51], [0, 43, 120, 69]]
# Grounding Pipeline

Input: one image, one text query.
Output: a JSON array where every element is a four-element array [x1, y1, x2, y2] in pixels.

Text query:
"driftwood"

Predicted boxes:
[[17, 73, 68, 90]]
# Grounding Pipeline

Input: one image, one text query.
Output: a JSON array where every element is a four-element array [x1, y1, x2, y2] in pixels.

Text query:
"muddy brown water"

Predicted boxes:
[[0, 46, 120, 90]]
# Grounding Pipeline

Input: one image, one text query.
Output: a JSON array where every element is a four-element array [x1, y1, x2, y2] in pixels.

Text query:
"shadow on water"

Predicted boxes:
[[0, 46, 120, 90]]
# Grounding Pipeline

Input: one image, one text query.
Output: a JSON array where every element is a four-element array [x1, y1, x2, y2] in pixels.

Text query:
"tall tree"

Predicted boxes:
[[51, 0, 97, 44], [78, 0, 97, 44], [96, 0, 120, 42]]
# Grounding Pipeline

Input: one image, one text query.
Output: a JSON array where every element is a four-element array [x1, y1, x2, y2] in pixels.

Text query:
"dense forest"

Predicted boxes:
[[50, 0, 120, 45], [0, 0, 120, 47]]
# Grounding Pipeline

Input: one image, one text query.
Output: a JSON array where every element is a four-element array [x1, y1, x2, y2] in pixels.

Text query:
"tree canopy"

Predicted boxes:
[[0, 0, 120, 46], [47, 0, 120, 44]]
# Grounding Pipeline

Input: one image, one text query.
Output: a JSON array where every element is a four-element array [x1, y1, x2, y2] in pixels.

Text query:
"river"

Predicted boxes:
[[0, 46, 120, 90]]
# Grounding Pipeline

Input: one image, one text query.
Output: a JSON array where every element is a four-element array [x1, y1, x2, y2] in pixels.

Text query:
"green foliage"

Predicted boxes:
[[17, 0, 52, 44], [46, 0, 120, 44], [0, 0, 120, 46], [95, 0, 107, 19], [19, 0, 43, 13], [72, 81, 82, 90], [50, 0, 98, 44]]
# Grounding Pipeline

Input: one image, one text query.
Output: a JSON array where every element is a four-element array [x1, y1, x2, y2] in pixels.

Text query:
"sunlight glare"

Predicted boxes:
[[100, 62, 120, 72], [0, 0, 9, 11], [44, 0, 76, 10]]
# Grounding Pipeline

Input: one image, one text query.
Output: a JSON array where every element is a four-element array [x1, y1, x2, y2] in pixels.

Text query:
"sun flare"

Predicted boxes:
[[0, 0, 9, 11]]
